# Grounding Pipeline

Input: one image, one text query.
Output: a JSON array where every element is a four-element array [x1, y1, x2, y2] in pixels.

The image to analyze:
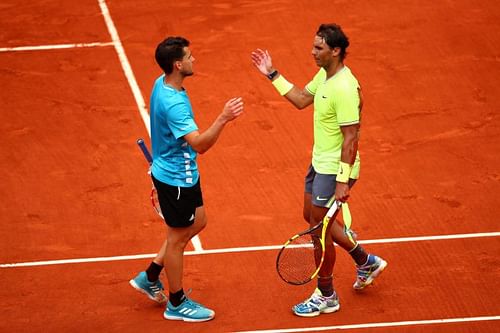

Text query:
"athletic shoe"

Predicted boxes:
[[292, 288, 340, 317], [164, 297, 215, 322], [129, 271, 167, 303], [353, 255, 388, 290]]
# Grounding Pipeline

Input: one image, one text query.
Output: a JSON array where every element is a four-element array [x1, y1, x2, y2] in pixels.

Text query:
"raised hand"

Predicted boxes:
[[221, 97, 244, 122], [251, 49, 274, 76]]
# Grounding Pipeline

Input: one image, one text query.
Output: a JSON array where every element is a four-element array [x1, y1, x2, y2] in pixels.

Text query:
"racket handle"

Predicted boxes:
[[137, 138, 153, 165], [326, 200, 342, 218]]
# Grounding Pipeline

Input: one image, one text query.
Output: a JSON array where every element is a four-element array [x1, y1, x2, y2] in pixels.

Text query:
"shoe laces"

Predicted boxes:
[[356, 262, 379, 279], [307, 290, 332, 305], [183, 298, 202, 309]]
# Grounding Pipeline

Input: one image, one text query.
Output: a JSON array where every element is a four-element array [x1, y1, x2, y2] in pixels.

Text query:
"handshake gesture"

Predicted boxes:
[[251, 49, 275, 77]]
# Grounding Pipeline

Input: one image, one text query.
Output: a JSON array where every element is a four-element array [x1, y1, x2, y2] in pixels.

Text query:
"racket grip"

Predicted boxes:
[[137, 138, 153, 165], [326, 200, 342, 218]]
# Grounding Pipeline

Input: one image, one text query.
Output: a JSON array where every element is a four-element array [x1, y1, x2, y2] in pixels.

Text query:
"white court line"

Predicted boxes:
[[0, 41, 114, 52], [97, 0, 150, 134], [1, 231, 498, 268], [233, 315, 500, 333], [96, 0, 204, 251]]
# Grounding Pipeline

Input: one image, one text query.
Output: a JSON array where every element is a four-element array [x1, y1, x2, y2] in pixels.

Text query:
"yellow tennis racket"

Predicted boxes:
[[276, 200, 342, 285]]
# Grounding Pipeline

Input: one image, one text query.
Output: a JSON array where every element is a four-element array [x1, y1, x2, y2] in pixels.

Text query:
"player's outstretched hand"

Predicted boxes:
[[251, 49, 274, 76], [221, 97, 244, 122]]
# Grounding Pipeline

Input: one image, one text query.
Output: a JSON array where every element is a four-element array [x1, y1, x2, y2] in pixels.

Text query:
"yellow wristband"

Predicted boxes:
[[336, 161, 352, 183], [271, 74, 294, 96]]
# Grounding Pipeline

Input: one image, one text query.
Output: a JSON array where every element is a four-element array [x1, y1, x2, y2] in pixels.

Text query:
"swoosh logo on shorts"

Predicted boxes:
[[316, 196, 329, 201]]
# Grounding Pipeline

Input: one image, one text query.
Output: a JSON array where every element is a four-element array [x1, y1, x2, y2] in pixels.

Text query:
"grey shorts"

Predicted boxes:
[[304, 164, 356, 207]]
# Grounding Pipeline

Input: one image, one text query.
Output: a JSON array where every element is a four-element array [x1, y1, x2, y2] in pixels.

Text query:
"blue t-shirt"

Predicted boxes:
[[150, 75, 199, 187]]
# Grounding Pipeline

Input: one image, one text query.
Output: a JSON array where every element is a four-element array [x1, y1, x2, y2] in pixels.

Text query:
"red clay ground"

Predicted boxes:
[[0, 0, 499, 332]]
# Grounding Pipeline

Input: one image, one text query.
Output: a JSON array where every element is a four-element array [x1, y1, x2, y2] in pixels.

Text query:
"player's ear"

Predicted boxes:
[[331, 47, 341, 57], [174, 61, 182, 71]]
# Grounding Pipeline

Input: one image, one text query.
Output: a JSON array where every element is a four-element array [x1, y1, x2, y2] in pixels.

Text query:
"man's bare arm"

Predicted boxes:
[[339, 123, 359, 164], [277, 77, 314, 109]]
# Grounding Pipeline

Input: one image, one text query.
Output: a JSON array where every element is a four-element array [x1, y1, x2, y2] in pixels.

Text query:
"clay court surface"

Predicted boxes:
[[1, 0, 499, 332]]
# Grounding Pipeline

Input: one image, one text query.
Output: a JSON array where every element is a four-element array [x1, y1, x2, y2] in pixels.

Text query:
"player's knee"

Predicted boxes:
[[167, 231, 192, 249]]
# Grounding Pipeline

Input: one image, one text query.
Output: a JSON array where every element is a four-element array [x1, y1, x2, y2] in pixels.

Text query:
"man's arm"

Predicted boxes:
[[335, 123, 359, 201], [339, 123, 359, 165], [184, 97, 243, 154], [272, 74, 314, 109], [251, 49, 313, 110]]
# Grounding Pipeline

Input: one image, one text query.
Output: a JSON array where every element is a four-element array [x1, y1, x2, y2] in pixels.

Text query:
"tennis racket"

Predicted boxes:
[[136, 138, 163, 219], [276, 200, 342, 285]]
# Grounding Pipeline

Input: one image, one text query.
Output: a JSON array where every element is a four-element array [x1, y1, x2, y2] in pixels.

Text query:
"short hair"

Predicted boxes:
[[155, 36, 190, 74], [316, 24, 350, 60]]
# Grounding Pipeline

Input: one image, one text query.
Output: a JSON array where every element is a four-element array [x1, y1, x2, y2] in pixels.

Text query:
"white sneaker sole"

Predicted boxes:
[[164, 312, 215, 322], [293, 304, 340, 317]]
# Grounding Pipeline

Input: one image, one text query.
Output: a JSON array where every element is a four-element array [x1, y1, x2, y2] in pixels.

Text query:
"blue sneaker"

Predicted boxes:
[[292, 288, 340, 317], [164, 297, 215, 322], [353, 255, 388, 290], [129, 271, 167, 303]]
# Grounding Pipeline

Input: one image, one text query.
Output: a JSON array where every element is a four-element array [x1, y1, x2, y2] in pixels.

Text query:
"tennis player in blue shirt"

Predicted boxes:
[[130, 36, 243, 322]]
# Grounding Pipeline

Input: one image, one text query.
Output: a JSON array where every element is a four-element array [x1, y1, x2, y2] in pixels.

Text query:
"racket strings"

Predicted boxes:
[[277, 234, 322, 285], [151, 187, 163, 218]]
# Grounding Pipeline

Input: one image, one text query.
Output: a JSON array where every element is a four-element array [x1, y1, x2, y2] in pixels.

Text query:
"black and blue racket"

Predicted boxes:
[[137, 138, 163, 219]]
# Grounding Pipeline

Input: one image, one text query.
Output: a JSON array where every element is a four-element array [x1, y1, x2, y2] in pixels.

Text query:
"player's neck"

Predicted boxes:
[[164, 73, 184, 91], [325, 61, 344, 79]]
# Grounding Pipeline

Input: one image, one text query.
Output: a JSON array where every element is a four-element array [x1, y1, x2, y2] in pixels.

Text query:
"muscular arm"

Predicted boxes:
[[273, 74, 314, 110], [183, 117, 226, 154], [335, 123, 359, 201], [340, 87, 363, 164], [339, 123, 359, 164]]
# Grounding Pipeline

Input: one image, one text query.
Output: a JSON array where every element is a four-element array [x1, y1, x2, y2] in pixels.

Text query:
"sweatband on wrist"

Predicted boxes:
[[271, 75, 294, 96], [336, 161, 352, 183]]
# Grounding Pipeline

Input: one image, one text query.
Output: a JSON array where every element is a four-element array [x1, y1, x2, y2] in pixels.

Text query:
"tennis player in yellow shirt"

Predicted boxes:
[[252, 23, 387, 317]]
